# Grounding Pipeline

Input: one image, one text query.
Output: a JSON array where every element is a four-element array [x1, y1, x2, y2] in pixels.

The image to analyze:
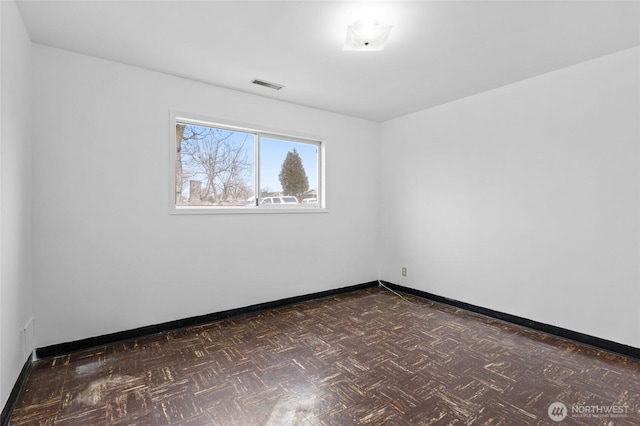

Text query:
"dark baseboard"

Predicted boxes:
[[35, 280, 640, 360], [1, 353, 33, 426], [381, 281, 640, 360], [36, 281, 378, 359]]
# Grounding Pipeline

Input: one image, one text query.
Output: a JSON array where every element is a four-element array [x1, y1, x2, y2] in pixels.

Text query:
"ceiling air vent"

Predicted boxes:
[[251, 79, 284, 90]]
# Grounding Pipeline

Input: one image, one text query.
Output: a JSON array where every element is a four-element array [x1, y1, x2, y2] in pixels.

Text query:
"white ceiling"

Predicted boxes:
[[16, 0, 640, 122]]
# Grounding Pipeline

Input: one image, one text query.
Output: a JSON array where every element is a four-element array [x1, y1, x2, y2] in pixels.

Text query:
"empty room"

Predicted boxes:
[[1, 0, 639, 424]]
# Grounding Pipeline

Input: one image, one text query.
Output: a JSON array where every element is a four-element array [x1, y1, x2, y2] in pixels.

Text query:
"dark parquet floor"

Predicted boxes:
[[10, 287, 640, 425]]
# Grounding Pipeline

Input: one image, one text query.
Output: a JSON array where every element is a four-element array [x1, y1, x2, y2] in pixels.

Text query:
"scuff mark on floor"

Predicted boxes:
[[76, 375, 136, 406]]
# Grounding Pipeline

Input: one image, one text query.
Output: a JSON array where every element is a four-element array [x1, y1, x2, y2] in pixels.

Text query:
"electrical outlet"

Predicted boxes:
[[401, 267, 407, 277], [21, 318, 34, 360]]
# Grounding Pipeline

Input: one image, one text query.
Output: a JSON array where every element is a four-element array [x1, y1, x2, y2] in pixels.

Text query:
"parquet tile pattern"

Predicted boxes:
[[10, 287, 640, 425]]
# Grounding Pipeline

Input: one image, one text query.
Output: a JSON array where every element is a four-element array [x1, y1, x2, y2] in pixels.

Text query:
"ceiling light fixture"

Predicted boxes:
[[343, 18, 392, 51]]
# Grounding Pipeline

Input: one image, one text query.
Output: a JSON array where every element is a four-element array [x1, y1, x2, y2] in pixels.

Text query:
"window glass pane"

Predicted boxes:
[[259, 138, 319, 205], [176, 123, 255, 206], [173, 115, 323, 213]]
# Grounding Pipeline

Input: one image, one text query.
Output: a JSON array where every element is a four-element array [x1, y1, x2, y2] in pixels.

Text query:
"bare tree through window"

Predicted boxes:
[[175, 123, 254, 206]]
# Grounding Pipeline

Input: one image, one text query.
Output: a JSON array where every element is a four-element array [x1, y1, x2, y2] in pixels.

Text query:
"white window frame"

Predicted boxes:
[[170, 111, 327, 215]]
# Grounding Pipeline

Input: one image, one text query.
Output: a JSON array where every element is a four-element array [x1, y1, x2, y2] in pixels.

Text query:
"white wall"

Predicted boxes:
[[380, 47, 640, 347], [32, 45, 380, 348], [0, 0, 34, 408]]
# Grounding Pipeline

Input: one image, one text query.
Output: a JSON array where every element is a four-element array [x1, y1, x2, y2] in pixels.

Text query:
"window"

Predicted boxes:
[[171, 113, 324, 213]]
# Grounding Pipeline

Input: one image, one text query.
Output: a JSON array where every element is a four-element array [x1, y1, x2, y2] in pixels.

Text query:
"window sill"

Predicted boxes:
[[170, 205, 329, 215]]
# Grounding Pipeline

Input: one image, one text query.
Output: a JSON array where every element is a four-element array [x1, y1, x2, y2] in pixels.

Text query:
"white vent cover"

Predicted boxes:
[[251, 79, 284, 90]]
